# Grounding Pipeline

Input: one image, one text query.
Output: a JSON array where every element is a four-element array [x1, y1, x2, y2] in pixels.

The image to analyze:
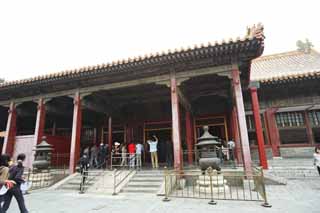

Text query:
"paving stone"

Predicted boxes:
[[5, 178, 320, 213]]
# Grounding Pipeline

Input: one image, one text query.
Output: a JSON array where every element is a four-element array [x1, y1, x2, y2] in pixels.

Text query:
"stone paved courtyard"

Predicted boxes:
[[6, 178, 320, 213]]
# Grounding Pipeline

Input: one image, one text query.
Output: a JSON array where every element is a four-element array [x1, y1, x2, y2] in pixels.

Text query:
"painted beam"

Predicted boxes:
[[2, 102, 17, 155], [231, 65, 252, 175], [250, 87, 268, 169], [170, 72, 183, 170], [0, 65, 232, 106], [33, 98, 46, 146], [69, 92, 82, 174]]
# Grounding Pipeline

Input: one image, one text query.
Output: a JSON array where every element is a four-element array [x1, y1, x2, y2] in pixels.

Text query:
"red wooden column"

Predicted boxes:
[[2, 102, 17, 155], [231, 66, 252, 175], [69, 92, 83, 174], [265, 108, 281, 157], [185, 110, 193, 165], [108, 117, 112, 154], [231, 106, 242, 163], [250, 87, 268, 169], [170, 72, 182, 170], [304, 111, 314, 145], [34, 98, 46, 146]]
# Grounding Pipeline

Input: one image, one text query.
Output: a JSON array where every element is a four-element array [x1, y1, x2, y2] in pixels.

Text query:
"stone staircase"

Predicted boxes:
[[57, 170, 104, 191], [121, 170, 164, 194], [267, 158, 319, 179]]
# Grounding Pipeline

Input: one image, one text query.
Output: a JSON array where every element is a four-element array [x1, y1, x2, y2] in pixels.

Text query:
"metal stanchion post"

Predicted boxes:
[[260, 167, 272, 208], [163, 166, 170, 202], [208, 167, 217, 205], [112, 169, 117, 195]]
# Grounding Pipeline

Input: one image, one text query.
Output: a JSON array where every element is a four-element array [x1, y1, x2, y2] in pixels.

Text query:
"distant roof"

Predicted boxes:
[[251, 49, 320, 83]]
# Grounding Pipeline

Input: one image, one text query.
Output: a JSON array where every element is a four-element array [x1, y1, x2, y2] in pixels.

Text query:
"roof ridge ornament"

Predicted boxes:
[[246, 23, 265, 40], [296, 39, 314, 53]]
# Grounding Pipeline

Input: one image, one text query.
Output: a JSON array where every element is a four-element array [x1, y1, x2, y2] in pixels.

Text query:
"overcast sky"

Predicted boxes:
[[0, 0, 319, 81]]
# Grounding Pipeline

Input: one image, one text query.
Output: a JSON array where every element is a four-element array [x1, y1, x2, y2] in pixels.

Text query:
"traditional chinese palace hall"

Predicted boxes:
[[1, 24, 319, 174]]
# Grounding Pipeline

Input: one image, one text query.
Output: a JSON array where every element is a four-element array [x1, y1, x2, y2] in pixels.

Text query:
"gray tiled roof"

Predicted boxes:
[[251, 49, 320, 82]]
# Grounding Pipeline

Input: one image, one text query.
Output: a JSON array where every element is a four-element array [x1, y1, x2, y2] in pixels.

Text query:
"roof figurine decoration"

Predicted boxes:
[[0, 23, 265, 91], [251, 49, 320, 83]]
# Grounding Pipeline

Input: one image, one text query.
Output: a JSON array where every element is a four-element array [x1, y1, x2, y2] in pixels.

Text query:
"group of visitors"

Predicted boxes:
[[81, 143, 108, 169], [0, 153, 28, 213], [117, 141, 144, 169], [114, 135, 160, 169]]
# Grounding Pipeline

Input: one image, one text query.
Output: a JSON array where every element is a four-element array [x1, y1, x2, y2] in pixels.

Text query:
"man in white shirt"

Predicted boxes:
[[228, 139, 236, 168], [147, 135, 159, 169], [135, 142, 143, 170]]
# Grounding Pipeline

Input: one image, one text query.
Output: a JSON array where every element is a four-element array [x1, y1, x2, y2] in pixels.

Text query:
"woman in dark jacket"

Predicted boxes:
[[3, 153, 28, 213], [0, 154, 14, 213]]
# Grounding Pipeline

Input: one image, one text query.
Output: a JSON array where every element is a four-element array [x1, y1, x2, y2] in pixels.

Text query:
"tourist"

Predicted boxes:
[[83, 146, 90, 157], [128, 142, 136, 168], [228, 139, 235, 160], [120, 143, 128, 167], [147, 135, 159, 169], [228, 139, 236, 168], [98, 143, 108, 168], [79, 153, 90, 190], [135, 142, 143, 170], [313, 146, 320, 176], [3, 153, 29, 213], [90, 144, 98, 168], [0, 154, 15, 213], [111, 142, 120, 166]]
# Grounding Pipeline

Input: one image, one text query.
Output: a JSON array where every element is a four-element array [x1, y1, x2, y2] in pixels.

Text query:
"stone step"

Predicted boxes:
[[65, 181, 95, 186], [134, 174, 163, 178], [58, 185, 82, 190], [121, 188, 159, 193], [130, 178, 163, 183], [135, 171, 164, 175], [127, 183, 162, 188]]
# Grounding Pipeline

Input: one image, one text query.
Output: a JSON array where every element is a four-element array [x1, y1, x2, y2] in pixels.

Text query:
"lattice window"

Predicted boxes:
[[308, 110, 320, 126], [246, 115, 255, 130], [246, 114, 265, 130], [276, 111, 305, 127]]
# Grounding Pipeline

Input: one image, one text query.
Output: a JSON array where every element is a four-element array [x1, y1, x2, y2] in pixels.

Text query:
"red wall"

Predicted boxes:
[[45, 135, 71, 166]]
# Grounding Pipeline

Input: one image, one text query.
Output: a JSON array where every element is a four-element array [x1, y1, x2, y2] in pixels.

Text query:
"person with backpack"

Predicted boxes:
[[3, 153, 28, 213], [0, 154, 15, 213], [79, 153, 90, 192]]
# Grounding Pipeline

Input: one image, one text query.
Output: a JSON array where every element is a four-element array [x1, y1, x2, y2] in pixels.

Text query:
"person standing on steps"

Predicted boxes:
[[135, 142, 144, 170], [228, 139, 236, 168], [79, 153, 90, 192], [128, 142, 136, 169], [120, 143, 128, 167], [313, 146, 320, 176], [90, 144, 98, 168], [148, 135, 159, 169]]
